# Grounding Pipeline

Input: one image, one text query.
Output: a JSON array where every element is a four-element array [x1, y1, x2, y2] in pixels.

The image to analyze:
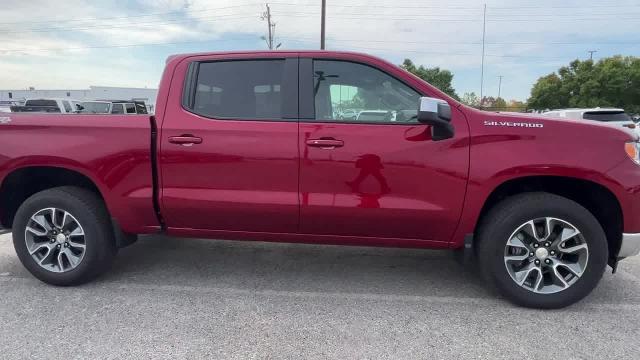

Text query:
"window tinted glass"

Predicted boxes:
[[25, 99, 57, 107], [191, 60, 285, 119], [313, 60, 421, 123], [80, 102, 110, 113], [111, 104, 124, 114], [583, 111, 631, 122], [125, 103, 136, 114], [62, 101, 72, 112]]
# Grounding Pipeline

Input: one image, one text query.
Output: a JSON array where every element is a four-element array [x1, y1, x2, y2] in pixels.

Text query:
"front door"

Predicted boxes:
[[298, 57, 469, 242], [160, 55, 300, 233]]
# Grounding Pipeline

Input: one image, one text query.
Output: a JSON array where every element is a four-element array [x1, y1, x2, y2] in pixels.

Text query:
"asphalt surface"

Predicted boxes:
[[1, 233, 639, 359]]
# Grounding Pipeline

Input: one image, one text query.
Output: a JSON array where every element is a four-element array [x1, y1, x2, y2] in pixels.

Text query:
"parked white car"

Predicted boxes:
[[542, 108, 637, 133], [79, 100, 148, 114]]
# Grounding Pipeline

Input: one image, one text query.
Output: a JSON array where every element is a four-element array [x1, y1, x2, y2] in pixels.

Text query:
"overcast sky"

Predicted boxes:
[[1, 0, 638, 101]]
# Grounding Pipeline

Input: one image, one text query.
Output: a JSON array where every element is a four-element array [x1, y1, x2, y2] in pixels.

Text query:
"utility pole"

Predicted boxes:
[[479, 4, 487, 108], [320, 0, 326, 49], [497, 75, 503, 100], [261, 3, 277, 50], [587, 50, 597, 60]]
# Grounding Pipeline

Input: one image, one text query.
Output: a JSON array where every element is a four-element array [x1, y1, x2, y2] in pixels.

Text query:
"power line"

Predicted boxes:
[[3, 1, 639, 28], [0, 13, 262, 34], [0, 2, 299, 26]]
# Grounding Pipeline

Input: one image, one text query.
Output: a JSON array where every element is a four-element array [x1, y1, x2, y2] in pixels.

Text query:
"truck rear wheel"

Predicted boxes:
[[476, 192, 608, 309], [12, 186, 117, 286]]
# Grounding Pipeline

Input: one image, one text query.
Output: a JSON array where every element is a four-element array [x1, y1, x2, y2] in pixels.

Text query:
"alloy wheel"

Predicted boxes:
[[24, 208, 86, 273], [504, 217, 589, 294]]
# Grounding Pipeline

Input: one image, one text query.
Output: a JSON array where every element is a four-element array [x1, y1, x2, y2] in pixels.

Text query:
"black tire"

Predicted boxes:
[[12, 186, 117, 286], [476, 192, 608, 309]]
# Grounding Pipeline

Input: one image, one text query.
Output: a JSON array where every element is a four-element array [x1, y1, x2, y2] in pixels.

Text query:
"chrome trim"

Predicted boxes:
[[619, 233, 640, 258]]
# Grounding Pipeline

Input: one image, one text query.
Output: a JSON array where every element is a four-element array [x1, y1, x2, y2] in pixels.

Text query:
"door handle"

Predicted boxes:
[[306, 138, 344, 149], [169, 135, 203, 146]]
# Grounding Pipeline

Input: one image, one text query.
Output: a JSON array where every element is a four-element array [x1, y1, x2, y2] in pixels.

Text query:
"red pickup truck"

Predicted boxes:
[[1, 51, 639, 308]]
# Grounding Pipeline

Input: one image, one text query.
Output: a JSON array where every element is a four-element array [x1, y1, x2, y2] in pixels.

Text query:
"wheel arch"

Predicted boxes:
[[473, 175, 623, 261], [0, 165, 106, 229]]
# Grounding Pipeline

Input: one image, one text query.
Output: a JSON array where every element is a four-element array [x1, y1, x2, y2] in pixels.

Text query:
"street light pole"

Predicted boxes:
[[479, 4, 487, 107], [497, 75, 503, 100], [320, 0, 326, 49]]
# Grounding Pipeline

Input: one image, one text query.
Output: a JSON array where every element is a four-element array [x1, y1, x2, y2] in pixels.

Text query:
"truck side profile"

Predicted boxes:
[[1, 50, 639, 308]]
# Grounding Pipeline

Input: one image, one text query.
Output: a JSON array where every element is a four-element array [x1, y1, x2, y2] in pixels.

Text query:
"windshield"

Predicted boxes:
[[80, 102, 110, 113], [583, 111, 632, 122]]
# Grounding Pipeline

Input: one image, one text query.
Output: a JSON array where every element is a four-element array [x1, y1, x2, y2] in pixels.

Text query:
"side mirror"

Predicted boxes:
[[417, 97, 454, 141]]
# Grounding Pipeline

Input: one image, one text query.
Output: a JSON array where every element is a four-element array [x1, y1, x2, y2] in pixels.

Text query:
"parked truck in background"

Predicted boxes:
[[1, 50, 639, 309], [9, 98, 82, 113]]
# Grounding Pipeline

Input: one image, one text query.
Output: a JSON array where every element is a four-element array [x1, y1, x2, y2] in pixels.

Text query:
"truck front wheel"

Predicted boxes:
[[476, 192, 608, 309], [12, 186, 117, 286]]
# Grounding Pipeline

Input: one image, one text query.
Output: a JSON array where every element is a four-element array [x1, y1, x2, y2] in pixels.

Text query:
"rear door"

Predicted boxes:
[[297, 56, 469, 242], [159, 54, 300, 233]]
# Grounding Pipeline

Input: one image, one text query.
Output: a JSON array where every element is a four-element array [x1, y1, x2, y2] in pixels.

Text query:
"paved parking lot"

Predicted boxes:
[[1, 233, 639, 359]]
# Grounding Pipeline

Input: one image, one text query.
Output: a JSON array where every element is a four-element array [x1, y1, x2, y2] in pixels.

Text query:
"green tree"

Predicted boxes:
[[528, 56, 640, 114], [494, 97, 507, 110], [461, 92, 480, 108], [400, 59, 460, 100]]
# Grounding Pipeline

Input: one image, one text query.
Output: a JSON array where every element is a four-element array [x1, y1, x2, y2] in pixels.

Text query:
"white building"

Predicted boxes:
[[0, 86, 158, 113]]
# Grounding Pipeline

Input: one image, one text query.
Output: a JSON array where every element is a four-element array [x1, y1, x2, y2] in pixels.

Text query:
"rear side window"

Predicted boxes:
[[111, 104, 124, 114], [125, 103, 136, 114], [583, 111, 631, 122], [25, 99, 57, 107], [186, 60, 285, 120]]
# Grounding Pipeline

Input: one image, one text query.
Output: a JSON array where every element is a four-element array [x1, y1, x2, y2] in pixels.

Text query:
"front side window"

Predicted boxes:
[[189, 60, 285, 120], [313, 60, 421, 123], [125, 103, 136, 114]]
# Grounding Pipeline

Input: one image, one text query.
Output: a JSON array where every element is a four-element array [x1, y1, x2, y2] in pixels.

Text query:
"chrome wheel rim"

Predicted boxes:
[[24, 208, 86, 273], [504, 217, 589, 294]]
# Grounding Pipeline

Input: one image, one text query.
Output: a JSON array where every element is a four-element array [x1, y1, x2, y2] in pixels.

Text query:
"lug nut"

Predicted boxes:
[[64, 243, 69, 248], [533, 243, 539, 248], [56, 244, 61, 249], [535, 260, 540, 265], [550, 250, 556, 256], [545, 242, 551, 247], [545, 259, 551, 264], [529, 252, 534, 257]]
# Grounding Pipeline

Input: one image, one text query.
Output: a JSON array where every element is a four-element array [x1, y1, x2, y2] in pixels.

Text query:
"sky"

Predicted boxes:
[[0, 0, 639, 101]]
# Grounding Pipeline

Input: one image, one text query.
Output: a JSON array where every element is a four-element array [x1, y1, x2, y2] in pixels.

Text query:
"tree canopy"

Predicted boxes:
[[400, 59, 460, 100], [528, 56, 640, 114]]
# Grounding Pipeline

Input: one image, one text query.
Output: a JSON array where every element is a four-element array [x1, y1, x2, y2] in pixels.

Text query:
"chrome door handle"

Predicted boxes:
[[306, 138, 344, 149], [169, 135, 203, 146]]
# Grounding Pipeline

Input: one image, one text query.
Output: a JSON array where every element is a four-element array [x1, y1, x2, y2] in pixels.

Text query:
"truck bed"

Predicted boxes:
[[0, 113, 159, 233]]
